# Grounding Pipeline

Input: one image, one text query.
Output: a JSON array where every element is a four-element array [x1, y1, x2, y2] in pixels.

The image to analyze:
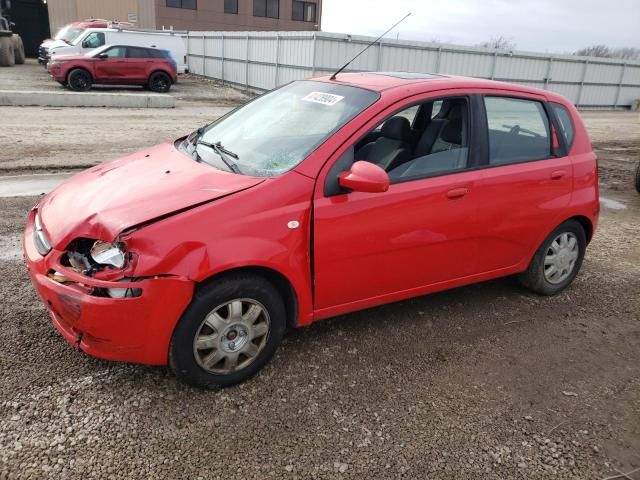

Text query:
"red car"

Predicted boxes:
[[47, 44, 177, 92], [23, 72, 598, 388]]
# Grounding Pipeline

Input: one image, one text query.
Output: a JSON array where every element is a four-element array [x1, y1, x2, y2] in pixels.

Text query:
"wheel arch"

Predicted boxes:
[[567, 215, 594, 244], [196, 266, 299, 330]]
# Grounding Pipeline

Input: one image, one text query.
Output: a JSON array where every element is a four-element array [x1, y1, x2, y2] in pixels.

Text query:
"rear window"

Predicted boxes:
[[484, 96, 551, 165], [551, 103, 575, 149]]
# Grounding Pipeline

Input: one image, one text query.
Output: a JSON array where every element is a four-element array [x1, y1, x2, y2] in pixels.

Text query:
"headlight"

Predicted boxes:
[[90, 241, 126, 269], [33, 212, 52, 256]]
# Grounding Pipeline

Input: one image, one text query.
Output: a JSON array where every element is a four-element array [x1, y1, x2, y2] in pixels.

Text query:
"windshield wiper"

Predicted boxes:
[[196, 140, 241, 174]]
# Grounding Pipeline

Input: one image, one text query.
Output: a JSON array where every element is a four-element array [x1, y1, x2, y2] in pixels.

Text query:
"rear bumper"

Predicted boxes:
[[23, 209, 194, 365]]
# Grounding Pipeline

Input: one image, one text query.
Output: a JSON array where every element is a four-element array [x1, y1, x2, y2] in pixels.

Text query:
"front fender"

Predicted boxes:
[[123, 172, 315, 326]]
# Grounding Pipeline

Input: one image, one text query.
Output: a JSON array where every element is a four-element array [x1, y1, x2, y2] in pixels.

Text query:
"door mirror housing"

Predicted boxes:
[[97, 53, 109, 59], [338, 161, 390, 193]]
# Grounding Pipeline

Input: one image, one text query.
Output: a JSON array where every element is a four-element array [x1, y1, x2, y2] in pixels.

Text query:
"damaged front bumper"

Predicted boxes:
[[23, 210, 195, 365]]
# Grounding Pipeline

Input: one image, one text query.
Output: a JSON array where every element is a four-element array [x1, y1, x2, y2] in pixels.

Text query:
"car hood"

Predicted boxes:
[[38, 142, 265, 248], [47, 39, 70, 51]]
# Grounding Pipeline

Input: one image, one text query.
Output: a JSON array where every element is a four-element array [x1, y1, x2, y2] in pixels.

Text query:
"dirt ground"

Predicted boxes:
[[0, 65, 639, 479]]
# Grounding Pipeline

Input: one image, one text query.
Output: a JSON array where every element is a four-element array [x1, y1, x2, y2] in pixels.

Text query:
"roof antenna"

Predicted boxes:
[[330, 13, 411, 81]]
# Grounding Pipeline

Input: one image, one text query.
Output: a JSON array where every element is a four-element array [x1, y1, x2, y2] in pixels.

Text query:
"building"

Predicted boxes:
[[45, 0, 322, 35]]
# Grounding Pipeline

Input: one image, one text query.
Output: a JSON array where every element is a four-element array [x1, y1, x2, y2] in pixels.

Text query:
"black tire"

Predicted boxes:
[[635, 161, 640, 194], [0, 36, 15, 67], [148, 71, 171, 93], [518, 220, 586, 295], [12, 35, 25, 64], [67, 68, 92, 92], [169, 274, 286, 388], [57, 81, 67, 87]]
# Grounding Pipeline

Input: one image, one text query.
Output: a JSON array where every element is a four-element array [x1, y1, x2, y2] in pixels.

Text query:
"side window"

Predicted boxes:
[[373, 104, 418, 131], [102, 46, 126, 58], [484, 97, 551, 165], [551, 103, 575, 149], [127, 47, 151, 58], [355, 97, 469, 183], [82, 32, 105, 49], [431, 100, 443, 119]]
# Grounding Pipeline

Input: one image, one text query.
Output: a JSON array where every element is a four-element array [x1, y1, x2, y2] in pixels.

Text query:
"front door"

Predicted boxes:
[[313, 95, 482, 314], [93, 46, 127, 83]]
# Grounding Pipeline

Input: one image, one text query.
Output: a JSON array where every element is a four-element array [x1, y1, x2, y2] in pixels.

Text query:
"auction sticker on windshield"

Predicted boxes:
[[302, 92, 344, 106]]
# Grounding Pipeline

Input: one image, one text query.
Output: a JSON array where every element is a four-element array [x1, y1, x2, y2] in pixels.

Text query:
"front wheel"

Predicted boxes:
[[67, 68, 92, 92], [518, 220, 586, 295], [148, 71, 171, 93], [169, 274, 286, 388], [635, 161, 640, 193]]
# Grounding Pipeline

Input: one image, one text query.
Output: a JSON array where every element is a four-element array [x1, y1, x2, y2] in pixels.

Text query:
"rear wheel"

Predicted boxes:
[[0, 37, 15, 67], [169, 274, 286, 388], [148, 71, 171, 93], [518, 220, 586, 295], [67, 68, 92, 92], [12, 35, 25, 64]]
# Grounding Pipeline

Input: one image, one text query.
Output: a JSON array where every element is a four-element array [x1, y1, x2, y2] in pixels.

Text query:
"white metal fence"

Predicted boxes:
[[184, 31, 640, 109]]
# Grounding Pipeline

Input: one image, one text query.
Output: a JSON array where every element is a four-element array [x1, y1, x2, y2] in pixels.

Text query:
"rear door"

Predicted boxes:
[[126, 47, 153, 82], [472, 93, 572, 273], [93, 46, 127, 82]]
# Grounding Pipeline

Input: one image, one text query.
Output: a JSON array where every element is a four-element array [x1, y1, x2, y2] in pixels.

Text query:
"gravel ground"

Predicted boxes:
[[0, 70, 638, 479]]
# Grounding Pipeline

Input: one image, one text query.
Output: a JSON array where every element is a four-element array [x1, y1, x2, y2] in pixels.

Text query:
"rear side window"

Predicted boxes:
[[550, 103, 575, 149], [127, 47, 151, 58], [484, 97, 551, 165]]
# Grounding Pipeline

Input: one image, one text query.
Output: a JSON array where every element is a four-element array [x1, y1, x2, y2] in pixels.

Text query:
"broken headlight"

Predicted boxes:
[[90, 241, 126, 269]]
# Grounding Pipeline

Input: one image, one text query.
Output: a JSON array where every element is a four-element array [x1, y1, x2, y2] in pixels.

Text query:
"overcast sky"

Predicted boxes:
[[322, 0, 640, 53]]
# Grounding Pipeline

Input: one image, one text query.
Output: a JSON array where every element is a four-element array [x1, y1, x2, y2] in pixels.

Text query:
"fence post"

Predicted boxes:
[[577, 59, 589, 107], [274, 33, 281, 89], [221, 33, 225, 85], [614, 62, 627, 108], [543, 57, 552, 89], [435, 46, 442, 73], [185, 35, 190, 73], [245, 34, 250, 91], [311, 32, 317, 77], [202, 33, 206, 77], [490, 50, 498, 80]]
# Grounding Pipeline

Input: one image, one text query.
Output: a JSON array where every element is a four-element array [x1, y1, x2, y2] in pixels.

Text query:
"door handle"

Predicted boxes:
[[446, 187, 468, 199], [551, 170, 566, 180]]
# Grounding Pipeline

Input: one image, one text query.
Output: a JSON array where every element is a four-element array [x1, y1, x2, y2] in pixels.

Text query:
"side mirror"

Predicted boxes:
[[339, 161, 390, 193], [97, 53, 108, 59]]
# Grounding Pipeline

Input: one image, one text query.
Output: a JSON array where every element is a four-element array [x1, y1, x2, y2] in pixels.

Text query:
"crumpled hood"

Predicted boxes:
[[38, 142, 264, 248]]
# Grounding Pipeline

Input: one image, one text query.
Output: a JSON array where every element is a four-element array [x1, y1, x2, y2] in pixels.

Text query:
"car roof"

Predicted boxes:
[[312, 71, 567, 103]]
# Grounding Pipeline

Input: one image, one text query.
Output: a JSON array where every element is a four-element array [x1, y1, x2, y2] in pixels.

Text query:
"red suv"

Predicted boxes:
[[23, 73, 598, 388], [47, 44, 177, 92]]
